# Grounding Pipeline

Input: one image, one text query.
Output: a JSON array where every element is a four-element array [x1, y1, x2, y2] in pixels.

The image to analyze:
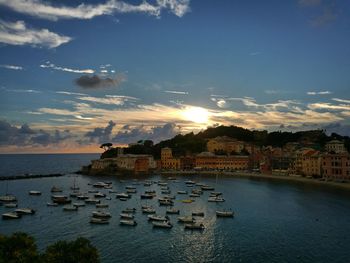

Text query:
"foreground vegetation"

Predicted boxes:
[[0, 232, 99, 263]]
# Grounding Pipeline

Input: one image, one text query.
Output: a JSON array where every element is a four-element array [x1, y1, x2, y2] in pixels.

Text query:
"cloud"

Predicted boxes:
[[0, 0, 190, 21], [0, 19, 71, 48], [0, 120, 71, 146], [74, 74, 126, 89], [0, 64, 23, 70], [112, 122, 179, 144], [332, 98, 350, 104], [40, 62, 94, 74], [308, 102, 350, 111], [164, 90, 189, 95], [0, 87, 41, 93], [56, 91, 87, 96], [307, 91, 332, 95], [311, 6, 337, 27], [249, 52, 261, 56], [77, 95, 138, 105], [85, 120, 116, 143]]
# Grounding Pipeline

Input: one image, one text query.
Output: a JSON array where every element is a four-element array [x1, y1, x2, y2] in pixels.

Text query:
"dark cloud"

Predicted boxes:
[[74, 74, 125, 89], [85, 121, 116, 143], [0, 120, 71, 146], [112, 123, 179, 144]]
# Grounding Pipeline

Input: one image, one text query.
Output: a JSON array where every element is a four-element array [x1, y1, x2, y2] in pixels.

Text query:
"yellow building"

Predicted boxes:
[[161, 147, 180, 170], [207, 136, 247, 154], [301, 150, 321, 177], [325, 140, 347, 153], [195, 152, 249, 170]]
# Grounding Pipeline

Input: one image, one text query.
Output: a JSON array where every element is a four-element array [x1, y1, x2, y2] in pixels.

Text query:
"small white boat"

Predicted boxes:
[[185, 180, 195, 185], [120, 220, 137, 226], [73, 202, 86, 207], [51, 186, 62, 192], [116, 193, 130, 199], [94, 192, 106, 198], [0, 195, 17, 202], [185, 222, 205, 230], [92, 211, 111, 218], [142, 207, 156, 214], [125, 185, 136, 190], [192, 211, 204, 217], [63, 205, 78, 211], [15, 208, 35, 215], [105, 197, 112, 200], [77, 195, 89, 200], [47, 202, 58, 207], [51, 195, 71, 204], [90, 218, 109, 224], [201, 185, 215, 191], [2, 212, 21, 219], [126, 189, 137, 194], [216, 210, 234, 217], [4, 203, 17, 208], [96, 203, 108, 208], [210, 192, 222, 196], [161, 190, 171, 194], [189, 193, 200, 198], [120, 213, 134, 219], [166, 208, 180, 214], [177, 190, 188, 194], [122, 208, 136, 213], [208, 197, 225, 202], [93, 182, 109, 188], [29, 190, 41, 195], [158, 182, 168, 186], [178, 216, 195, 223], [70, 192, 81, 198], [152, 221, 173, 228], [85, 198, 100, 204], [148, 215, 169, 221]]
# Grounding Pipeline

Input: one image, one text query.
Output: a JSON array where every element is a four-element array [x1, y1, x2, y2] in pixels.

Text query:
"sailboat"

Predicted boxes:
[[70, 176, 80, 191], [0, 181, 17, 203]]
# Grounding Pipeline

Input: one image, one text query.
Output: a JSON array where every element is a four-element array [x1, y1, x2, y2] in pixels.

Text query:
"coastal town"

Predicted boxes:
[[84, 135, 350, 183]]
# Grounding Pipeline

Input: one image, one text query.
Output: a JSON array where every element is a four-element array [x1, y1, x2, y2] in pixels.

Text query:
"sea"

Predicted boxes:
[[0, 153, 350, 263]]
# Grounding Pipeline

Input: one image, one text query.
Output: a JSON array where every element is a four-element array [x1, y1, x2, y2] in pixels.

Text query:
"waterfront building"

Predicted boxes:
[[161, 147, 181, 170], [195, 152, 249, 170], [301, 150, 321, 177], [207, 136, 246, 154], [325, 140, 347, 153], [322, 153, 350, 181]]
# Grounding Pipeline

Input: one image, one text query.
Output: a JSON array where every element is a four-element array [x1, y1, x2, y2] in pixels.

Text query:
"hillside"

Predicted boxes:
[[101, 125, 350, 159]]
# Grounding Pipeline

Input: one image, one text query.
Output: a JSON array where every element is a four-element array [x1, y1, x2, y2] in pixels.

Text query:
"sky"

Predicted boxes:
[[0, 0, 350, 153]]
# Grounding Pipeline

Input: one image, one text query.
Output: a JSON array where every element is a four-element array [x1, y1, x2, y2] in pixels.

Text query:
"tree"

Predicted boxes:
[[42, 237, 99, 263], [0, 232, 39, 263], [99, 143, 113, 151]]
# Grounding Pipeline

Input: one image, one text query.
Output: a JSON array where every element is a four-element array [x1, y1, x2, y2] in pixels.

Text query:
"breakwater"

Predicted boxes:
[[0, 173, 64, 181]]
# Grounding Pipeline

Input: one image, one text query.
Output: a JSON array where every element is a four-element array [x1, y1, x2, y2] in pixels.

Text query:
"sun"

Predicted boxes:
[[181, 106, 210, 124]]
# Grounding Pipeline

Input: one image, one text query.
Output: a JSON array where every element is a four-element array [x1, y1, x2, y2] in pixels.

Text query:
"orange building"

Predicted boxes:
[[322, 153, 350, 181], [195, 152, 249, 170]]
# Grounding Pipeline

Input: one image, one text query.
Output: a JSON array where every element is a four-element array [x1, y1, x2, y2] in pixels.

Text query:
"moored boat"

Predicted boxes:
[[94, 192, 106, 198], [184, 222, 205, 230], [116, 193, 130, 199], [201, 185, 214, 191], [63, 205, 78, 211], [73, 202, 86, 207], [47, 202, 58, 207], [4, 203, 17, 208], [192, 211, 204, 217], [29, 190, 41, 195], [182, 199, 194, 203], [51, 186, 62, 193], [166, 208, 180, 214], [0, 195, 17, 203], [2, 212, 21, 219], [15, 208, 35, 215], [152, 221, 173, 228], [178, 216, 195, 223], [120, 213, 134, 219], [142, 207, 156, 214], [148, 215, 169, 222], [90, 218, 109, 224], [51, 195, 71, 204], [177, 190, 188, 194], [85, 198, 101, 204], [208, 197, 225, 202], [96, 203, 108, 208], [92, 211, 111, 218], [120, 220, 137, 226], [216, 210, 234, 217]]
